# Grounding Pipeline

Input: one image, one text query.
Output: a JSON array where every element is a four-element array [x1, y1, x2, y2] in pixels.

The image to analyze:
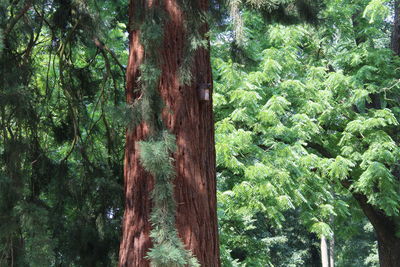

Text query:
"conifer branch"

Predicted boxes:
[[4, 0, 32, 38]]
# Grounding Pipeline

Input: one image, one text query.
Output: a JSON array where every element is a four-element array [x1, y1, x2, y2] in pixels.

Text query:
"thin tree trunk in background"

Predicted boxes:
[[321, 235, 329, 267], [118, 0, 220, 266], [329, 235, 334, 267], [329, 213, 334, 267], [391, 0, 400, 54]]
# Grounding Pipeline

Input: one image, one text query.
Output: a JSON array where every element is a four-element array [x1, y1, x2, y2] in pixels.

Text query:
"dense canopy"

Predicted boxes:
[[1, 0, 399, 266]]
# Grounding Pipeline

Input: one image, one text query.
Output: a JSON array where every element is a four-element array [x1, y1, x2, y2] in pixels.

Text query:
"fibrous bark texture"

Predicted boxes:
[[118, 0, 220, 266]]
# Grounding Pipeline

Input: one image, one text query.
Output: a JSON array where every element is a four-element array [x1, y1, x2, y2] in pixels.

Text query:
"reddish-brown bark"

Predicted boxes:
[[118, 0, 220, 266]]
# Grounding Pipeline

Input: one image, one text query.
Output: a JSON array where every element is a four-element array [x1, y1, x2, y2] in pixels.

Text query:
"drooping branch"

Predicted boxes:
[[93, 37, 126, 75], [306, 142, 398, 241], [4, 0, 33, 38]]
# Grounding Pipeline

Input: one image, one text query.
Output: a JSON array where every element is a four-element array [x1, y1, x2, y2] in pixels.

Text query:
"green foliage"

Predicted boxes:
[[139, 132, 176, 179], [213, 0, 399, 264], [363, 0, 390, 23], [327, 156, 355, 181], [1, 0, 398, 265], [0, 0, 127, 265], [226, 0, 322, 45]]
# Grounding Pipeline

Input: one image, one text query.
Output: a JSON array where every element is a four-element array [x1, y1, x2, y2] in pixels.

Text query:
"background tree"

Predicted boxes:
[[213, 1, 400, 266], [1, 0, 127, 265]]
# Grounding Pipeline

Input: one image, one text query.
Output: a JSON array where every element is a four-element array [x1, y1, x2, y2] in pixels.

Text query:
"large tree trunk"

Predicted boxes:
[[118, 0, 220, 266], [376, 233, 400, 267], [351, 192, 400, 267], [339, 178, 400, 267]]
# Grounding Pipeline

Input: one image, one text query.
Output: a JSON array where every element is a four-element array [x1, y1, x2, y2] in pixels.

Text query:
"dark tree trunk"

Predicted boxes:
[[351, 192, 400, 267], [118, 0, 220, 266], [376, 233, 400, 267], [392, 0, 400, 55]]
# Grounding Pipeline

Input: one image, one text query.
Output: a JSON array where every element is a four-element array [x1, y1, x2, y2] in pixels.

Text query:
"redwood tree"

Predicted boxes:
[[118, 0, 220, 266]]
